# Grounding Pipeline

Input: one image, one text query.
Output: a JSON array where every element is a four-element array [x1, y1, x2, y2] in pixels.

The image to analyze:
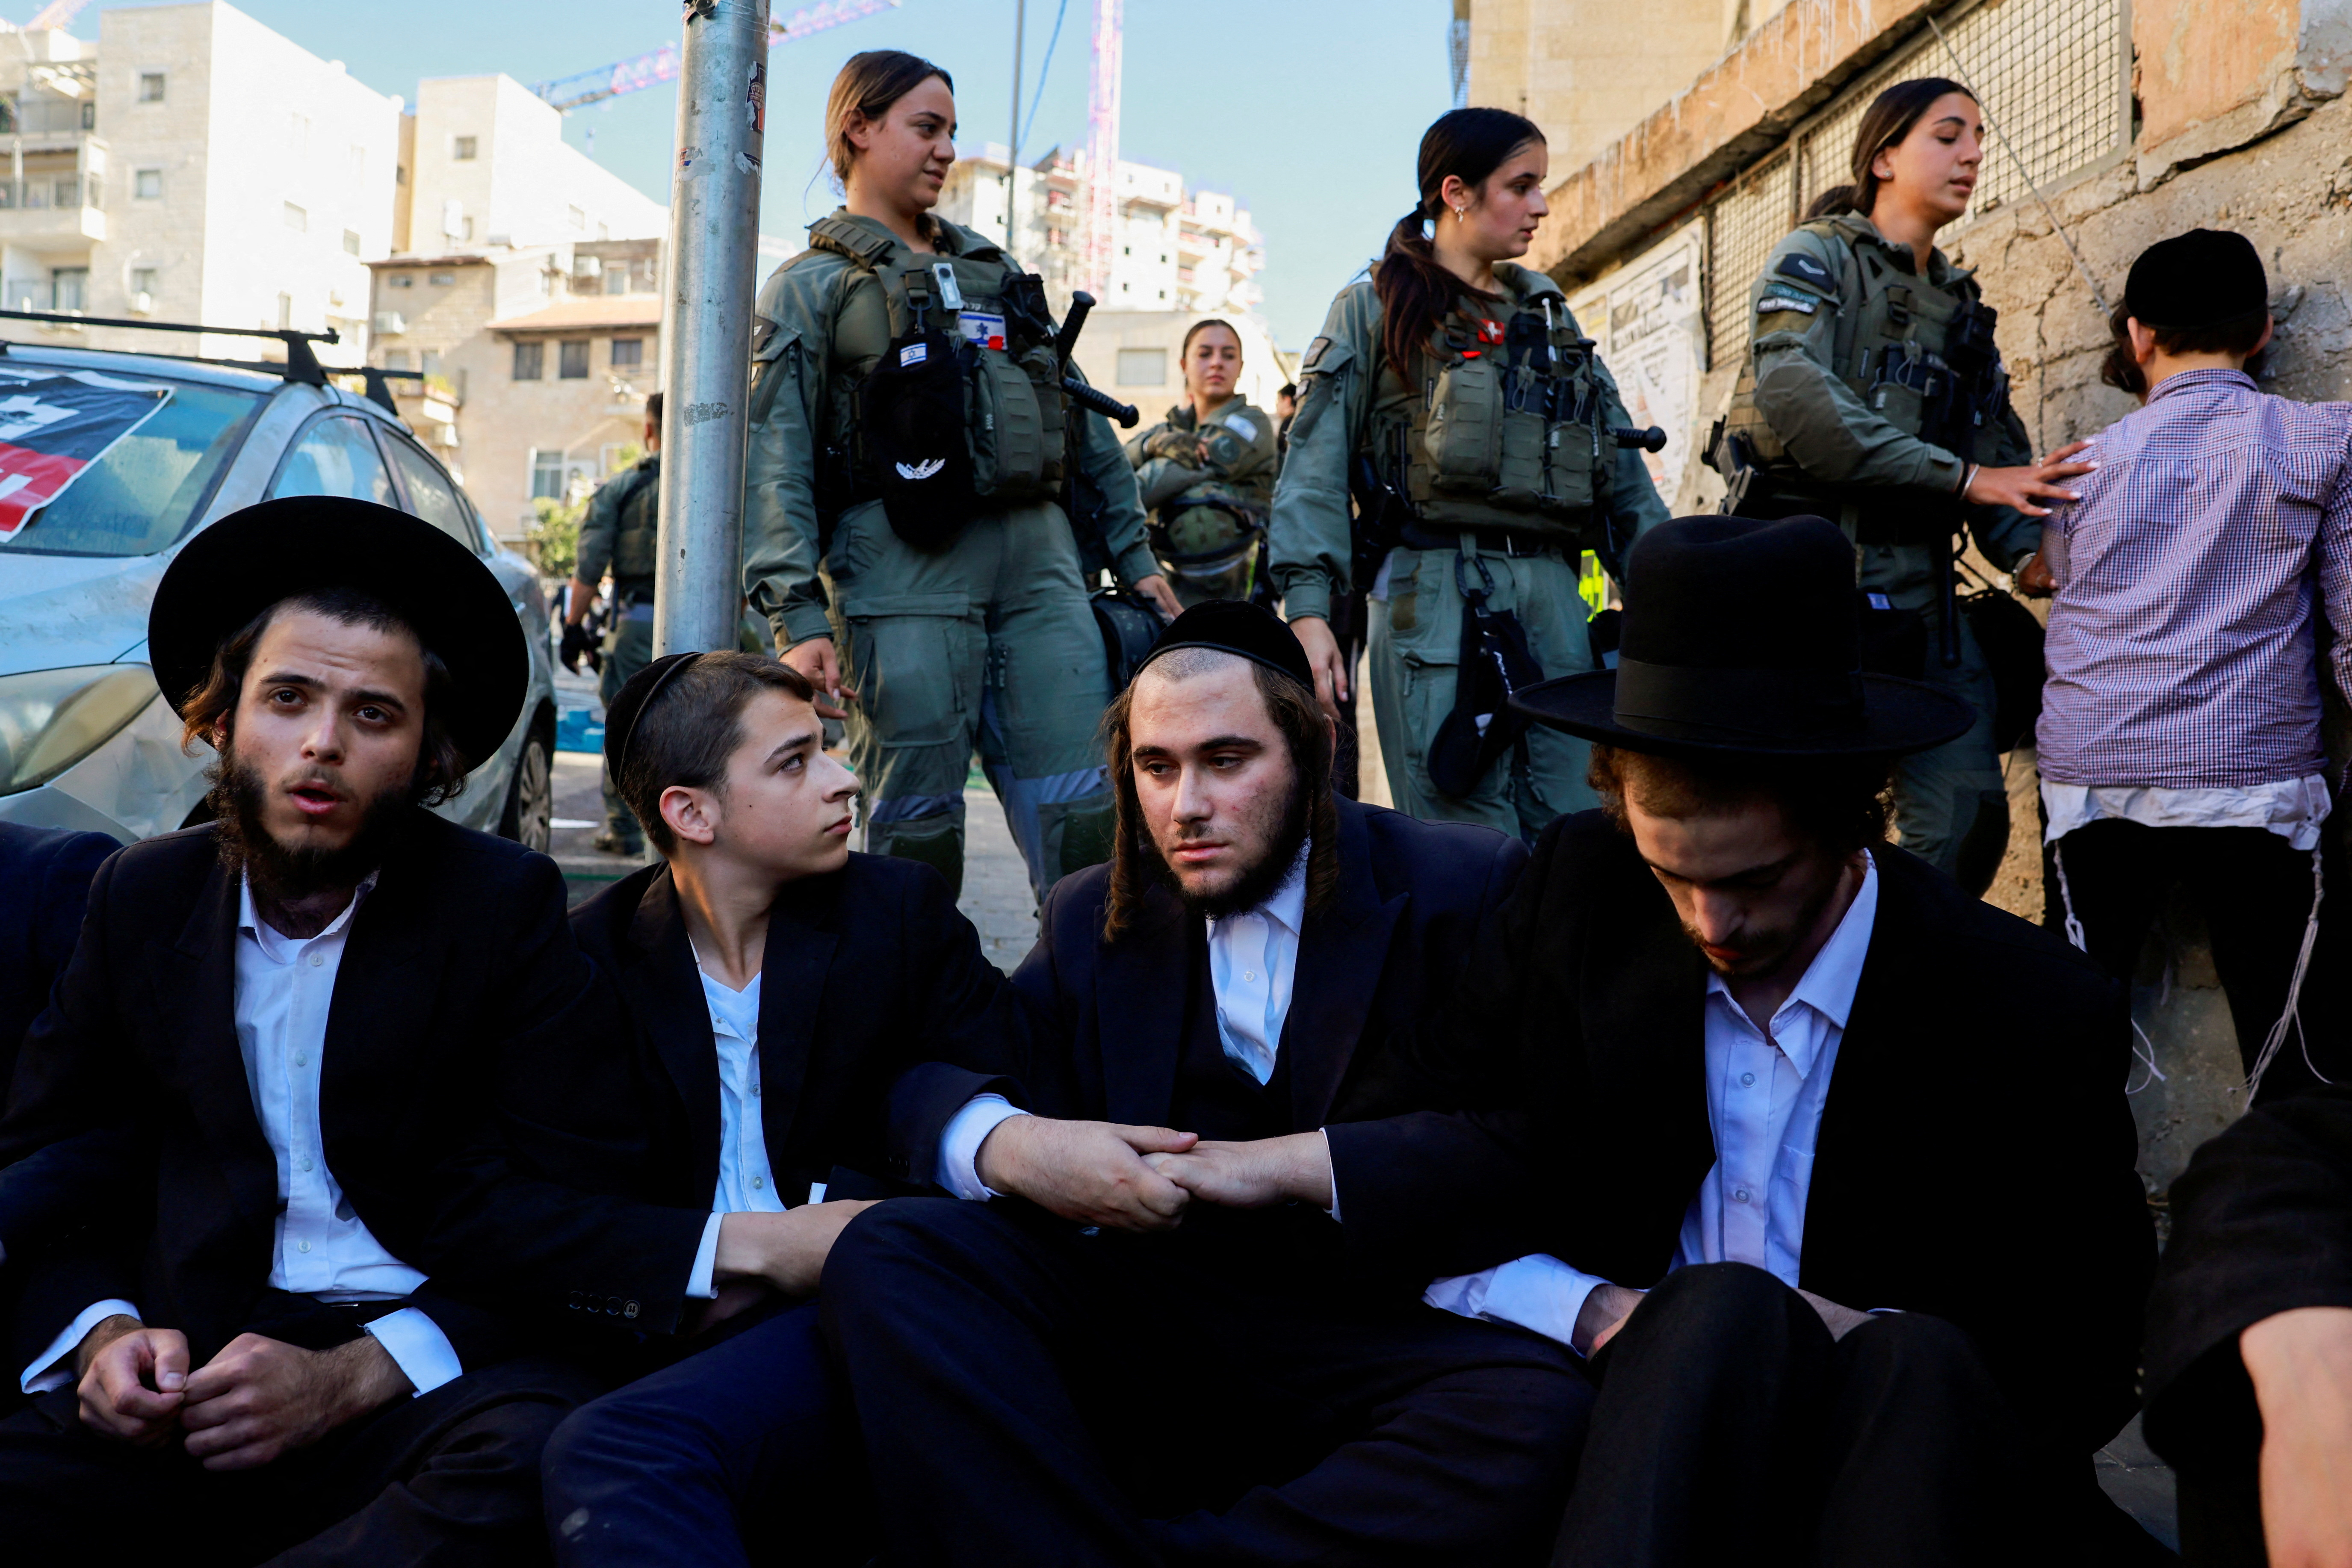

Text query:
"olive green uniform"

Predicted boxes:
[[1270, 269, 1670, 839], [575, 452, 660, 848], [742, 211, 1160, 901], [1721, 210, 2038, 889], [1125, 395, 1278, 606]]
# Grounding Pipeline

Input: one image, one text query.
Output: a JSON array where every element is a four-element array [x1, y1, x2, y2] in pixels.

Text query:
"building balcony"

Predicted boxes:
[[0, 170, 103, 245]]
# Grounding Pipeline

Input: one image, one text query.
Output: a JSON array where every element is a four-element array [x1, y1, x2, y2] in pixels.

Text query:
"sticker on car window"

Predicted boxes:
[[0, 374, 173, 541]]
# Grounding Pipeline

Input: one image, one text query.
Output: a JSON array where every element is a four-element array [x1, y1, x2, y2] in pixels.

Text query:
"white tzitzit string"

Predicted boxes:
[[2245, 843, 2331, 1101], [2052, 842, 2167, 1094]]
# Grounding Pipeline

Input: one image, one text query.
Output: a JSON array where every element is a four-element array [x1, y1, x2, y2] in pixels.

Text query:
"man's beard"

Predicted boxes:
[[1680, 858, 1849, 980], [210, 748, 413, 903], [1146, 769, 1311, 921]]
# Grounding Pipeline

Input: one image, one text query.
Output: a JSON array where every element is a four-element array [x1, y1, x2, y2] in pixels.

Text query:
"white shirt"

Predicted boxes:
[[939, 845, 1313, 1198], [2042, 773, 2333, 851], [24, 875, 460, 1397], [681, 960, 818, 1302], [1424, 855, 1880, 1352]]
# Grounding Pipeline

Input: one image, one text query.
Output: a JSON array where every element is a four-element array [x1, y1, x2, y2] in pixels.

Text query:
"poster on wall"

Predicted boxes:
[[1567, 222, 1705, 510]]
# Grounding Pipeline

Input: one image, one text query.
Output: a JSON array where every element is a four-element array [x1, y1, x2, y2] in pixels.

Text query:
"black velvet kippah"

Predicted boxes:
[[1138, 599, 1315, 693], [2125, 228, 2268, 331], [603, 651, 702, 780]]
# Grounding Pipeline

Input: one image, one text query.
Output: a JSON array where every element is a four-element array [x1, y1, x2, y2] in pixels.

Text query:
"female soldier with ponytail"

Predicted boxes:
[[743, 50, 1181, 901], [1714, 77, 2092, 892], [1269, 107, 1669, 839], [1126, 317, 1280, 607]]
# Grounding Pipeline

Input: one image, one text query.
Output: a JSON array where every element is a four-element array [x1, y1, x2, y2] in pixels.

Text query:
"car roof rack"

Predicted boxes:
[[0, 308, 347, 387]]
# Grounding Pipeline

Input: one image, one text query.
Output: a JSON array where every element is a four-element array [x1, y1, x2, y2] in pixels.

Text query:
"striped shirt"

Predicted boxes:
[[2037, 368, 2352, 789]]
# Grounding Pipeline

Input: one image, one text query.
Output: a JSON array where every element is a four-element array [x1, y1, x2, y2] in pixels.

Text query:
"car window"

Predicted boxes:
[[271, 415, 398, 508], [4, 381, 263, 557], [380, 431, 478, 549]]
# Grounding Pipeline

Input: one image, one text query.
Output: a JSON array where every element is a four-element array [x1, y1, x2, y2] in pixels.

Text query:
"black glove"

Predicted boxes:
[[560, 620, 601, 675]]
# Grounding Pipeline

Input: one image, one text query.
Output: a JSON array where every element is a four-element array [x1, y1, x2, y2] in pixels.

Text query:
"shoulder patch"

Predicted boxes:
[[1223, 410, 1264, 439], [1774, 251, 1837, 291], [1301, 335, 1337, 373], [1757, 292, 1819, 317]]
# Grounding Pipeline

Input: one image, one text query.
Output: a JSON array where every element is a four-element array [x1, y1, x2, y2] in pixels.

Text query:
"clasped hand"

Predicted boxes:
[[77, 1316, 412, 1470], [975, 1117, 1334, 1231]]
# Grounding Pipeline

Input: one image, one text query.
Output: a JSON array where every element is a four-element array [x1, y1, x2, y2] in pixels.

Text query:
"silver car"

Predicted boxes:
[[0, 342, 556, 849]]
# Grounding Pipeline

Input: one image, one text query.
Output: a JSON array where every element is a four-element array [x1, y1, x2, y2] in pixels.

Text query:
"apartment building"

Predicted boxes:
[[0, 3, 401, 365], [368, 77, 667, 543], [939, 144, 1265, 316]]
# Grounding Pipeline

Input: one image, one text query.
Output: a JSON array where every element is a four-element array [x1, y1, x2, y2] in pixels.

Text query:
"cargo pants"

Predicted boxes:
[[1861, 540, 2009, 895], [1367, 542, 1597, 842], [598, 603, 656, 847], [824, 496, 1119, 903]]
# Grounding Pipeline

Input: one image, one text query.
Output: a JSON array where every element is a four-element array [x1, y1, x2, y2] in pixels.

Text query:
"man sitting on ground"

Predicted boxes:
[[822, 601, 1588, 1567], [536, 650, 1028, 1568], [0, 499, 620, 1565], [1173, 518, 2154, 1565]]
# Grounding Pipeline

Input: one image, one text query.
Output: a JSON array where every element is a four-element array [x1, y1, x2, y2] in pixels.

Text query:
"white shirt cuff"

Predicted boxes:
[[22, 1298, 141, 1396], [939, 1095, 1026, 1202], [363, 1307, 463, 1398], [1319, 1128, 1340, 1221], [1424, 1254, 1610, 1357], [687, 1212, 724, 1300]]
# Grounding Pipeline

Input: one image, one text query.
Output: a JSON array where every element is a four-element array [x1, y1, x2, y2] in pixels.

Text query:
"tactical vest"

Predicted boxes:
[[610, 456, 660, 585], [1369, 284, 1616, 545], [804, 215, 1068, 514], [1721, 215, 2007, 502]]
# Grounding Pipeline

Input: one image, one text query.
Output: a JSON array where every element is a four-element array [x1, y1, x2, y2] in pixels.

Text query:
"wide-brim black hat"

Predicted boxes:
[[1510, 514, 1972, 759], [149, 497, 528, 769]]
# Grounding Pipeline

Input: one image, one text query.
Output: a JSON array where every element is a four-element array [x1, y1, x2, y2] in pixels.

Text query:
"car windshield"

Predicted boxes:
[[3, 380, 264, 557]]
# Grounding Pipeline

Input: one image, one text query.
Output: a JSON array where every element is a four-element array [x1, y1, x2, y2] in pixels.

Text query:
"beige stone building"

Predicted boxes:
[[367, 77, 667, 543], [0, 3, 402, 366], [1469, 0, 2352, 1187], [1066, 308, 1296, 426]]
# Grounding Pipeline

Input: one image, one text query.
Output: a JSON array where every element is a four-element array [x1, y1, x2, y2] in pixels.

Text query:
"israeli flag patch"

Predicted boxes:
[[1223, 410, 1259, 438], [899, 343, 929, 367], [957, 312, 1006, 352]]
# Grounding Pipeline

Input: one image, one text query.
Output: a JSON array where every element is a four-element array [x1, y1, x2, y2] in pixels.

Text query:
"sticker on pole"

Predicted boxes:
[[0, 375, 172, 540]]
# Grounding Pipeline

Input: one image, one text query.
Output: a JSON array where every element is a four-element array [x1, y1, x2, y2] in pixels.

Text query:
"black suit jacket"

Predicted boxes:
[[0, 811, 615, 1370], [0, 822, 115, 1093], [1332, 811, 2154, 1457], [891, 795, 1527, 1206], [2142, 1088, 2352, 1475], [527, 853, 1028, 1333]]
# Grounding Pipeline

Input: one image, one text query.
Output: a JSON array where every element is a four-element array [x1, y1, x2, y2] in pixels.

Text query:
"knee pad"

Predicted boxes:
[[870, 813, 964, 900], [1953, 788, 2012, 899]]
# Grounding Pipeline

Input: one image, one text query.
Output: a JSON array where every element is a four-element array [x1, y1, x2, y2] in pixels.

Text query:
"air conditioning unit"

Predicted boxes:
[[374, 310, 406, 335], [574, 255, 602, 278], [131, 290, 152, 315]]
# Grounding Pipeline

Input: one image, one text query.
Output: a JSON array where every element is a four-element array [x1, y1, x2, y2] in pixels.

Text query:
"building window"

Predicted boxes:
[[530, 448, 565, 500], [130, 266, 157, 296], [383, 348, 411, 370], [396, 162, 408, 187], [390, 273, 414, 289], [1115, 348, 1165, 387], [283, 202, 307, 232], [342, 229, 360, 256], [609, 337, 642, 368], [133, 168, 161, 200], [452, 136, 477, 161], [138, 71, 165, 103], [428, 271, 454, 286], [50, 267, 86, 311], [79, 101, 93, 131], [567, 205, 585, 230], [420, 348, 443, 380], [513, 340, 544, 381], [277, 293, 292, 329], [558, 340, 589, 379]]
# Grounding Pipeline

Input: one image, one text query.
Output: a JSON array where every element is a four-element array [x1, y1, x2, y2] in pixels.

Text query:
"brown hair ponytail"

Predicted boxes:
[[1373, 107, 1544, 378], [824, 50, 954, 191], [1811, 76, 1974, 219]]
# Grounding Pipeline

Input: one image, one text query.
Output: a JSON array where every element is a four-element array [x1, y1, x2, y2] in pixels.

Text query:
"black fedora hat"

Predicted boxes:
[[149, 496, 528, 769], [1510, 514, 1971, 758]]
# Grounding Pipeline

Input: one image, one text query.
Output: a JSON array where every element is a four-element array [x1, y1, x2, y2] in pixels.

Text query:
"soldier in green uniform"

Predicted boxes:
[[1125, 318, 1279, 607], [744, 52, 1180, 901], [1711, 77, 2092, 893], [566, 390, 663, 855], [1271, 107, 1669, 840]]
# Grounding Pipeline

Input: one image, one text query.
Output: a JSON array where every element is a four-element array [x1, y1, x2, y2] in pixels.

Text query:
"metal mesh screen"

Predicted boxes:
[[1705, 153, 1790, 369], [1793, 0, 2126, 218]]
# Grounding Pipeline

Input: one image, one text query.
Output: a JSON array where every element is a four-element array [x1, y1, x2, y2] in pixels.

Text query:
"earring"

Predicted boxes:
[[1453, 204, 1467, 220]]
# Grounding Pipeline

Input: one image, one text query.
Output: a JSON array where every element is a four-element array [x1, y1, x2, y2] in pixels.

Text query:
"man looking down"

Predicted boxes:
[[0, 499, 612, 1565], [822, 600, 1589, 1567]]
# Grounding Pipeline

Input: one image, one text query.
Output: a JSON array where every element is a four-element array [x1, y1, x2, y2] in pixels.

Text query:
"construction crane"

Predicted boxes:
[[1081, 0, 1120, 297], [15, 1, 92, 32], [532, 0, 901, 114]]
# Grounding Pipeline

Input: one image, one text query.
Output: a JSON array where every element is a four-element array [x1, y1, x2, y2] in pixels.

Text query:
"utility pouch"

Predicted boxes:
[[1424, 354, 1503, 495], [1857, 591, 1928, 682], [969, 349, 1050, 499], [860, 281, 977, 549], [1492, 384, 1548, 511], [1428, 550, 1545, 799]]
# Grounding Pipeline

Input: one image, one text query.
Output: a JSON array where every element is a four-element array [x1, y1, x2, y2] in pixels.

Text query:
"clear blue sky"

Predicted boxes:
[[94, 0, 1455, 349]]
